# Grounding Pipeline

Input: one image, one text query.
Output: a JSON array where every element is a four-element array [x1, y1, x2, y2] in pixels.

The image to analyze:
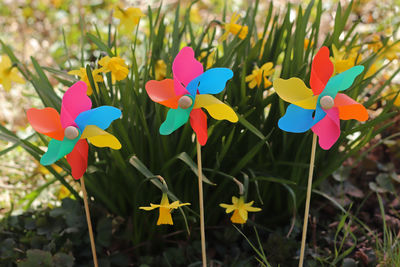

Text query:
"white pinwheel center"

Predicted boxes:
[[64, 126, 79, 140], [320, 96, 334, 110], [178, 95, 193, 109]]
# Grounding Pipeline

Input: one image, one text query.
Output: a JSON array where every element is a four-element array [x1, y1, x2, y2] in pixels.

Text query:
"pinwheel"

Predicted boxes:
[[145, 46, 238, 145], [26, 81, 122, 267], [273, 46, 368, 267], [145, 46, 238, 267]]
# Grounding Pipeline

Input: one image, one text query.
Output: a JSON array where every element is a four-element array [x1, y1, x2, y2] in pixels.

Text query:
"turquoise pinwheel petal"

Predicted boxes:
[[74, 106, 121, 131], [319, 65, 364, 99], [159, 107, 193, 135], [278, 104, 315, 133], [186, 68, 233, 96], [40, 135, 80, 165]]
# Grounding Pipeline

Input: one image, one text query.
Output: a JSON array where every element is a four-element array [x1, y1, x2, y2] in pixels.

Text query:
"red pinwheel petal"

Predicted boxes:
[[27, 107, 64, 140], [190, 109, 208, 146], [311, 107, 340, 150], [61, 81, 92, 128], [334, 93, 368, 121], [310, 46, 334, 95], [66, 139, 88, 179], [172, 47, 203, 95], [145, 79, 180, 108]]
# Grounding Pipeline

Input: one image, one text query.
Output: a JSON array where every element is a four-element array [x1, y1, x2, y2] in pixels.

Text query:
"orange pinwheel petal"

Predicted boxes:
[[310, 46, 334, 95], [334, 93, 368, 121], [145, 79, 180, 108], [190, 109, 208, 146], [27, 107, 64, 140]]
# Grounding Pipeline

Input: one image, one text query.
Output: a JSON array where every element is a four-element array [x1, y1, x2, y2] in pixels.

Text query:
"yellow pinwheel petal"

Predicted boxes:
[[193, 94, 238, 122], [273, 78, 318, 109], [81, 125, 122, 149]]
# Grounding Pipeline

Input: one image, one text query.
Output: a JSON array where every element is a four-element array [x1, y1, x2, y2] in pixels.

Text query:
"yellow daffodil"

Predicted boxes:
[[330, 45, 360, 74], [0, 55, 25, 91], [57, 185, 71, 200], [98, 56, 129, 82], [368, 34, 383, 53], [139, 193, 190, 225], [198, 50, 216, 69], [155, 59, 167, 81], [304, 38, 314, 49], [220, 196, 261, 224], [220, 13, 248, 42], [245, 62, 274, 89], [114, 7, 145, 33], [383, 41, 400, 61], [68, 67, 103, 95]]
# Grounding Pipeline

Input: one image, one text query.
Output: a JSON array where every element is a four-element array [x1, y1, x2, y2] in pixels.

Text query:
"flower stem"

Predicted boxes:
[[196, 139, 207, 267], [80, 177, 99, 267], [298, 133, 317, 267]]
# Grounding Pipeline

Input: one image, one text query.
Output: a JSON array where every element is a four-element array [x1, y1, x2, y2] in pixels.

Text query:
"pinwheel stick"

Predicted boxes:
[[80, 178, 99, 267], [196, 139, 207, 267], [298, 133, 317, 267]]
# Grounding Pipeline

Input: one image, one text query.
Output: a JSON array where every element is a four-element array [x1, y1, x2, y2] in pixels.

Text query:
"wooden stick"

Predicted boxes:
[[80, 177, 99, 267], [298, 133, 317, 267], [196, 139, 207, 267]]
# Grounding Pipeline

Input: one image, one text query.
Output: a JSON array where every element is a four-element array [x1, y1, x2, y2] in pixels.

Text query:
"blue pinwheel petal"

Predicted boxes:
[[159, 107, 193, 135], [74, 106, 121, 131], [278, 104, 316, 133], [40, 135, 80, 165], [186, 68, 233, 96], [320, 65, 364, 98], [313, 105, 326, 125]]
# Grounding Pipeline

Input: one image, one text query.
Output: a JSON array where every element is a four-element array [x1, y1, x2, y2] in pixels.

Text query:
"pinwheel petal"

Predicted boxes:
[[145, 79, 181, 108], [40, 136, 80, 165], [278, 104, 315, 133], [273, 78, 317, 109], [27, 107, 64, 140], [60, 81, 92, 128], [194, 94, 238, 122], [311, 108, 340, 150], [172, 46, 203, 95], [74, 106, 121, 131], [66, 139, 88, 179], [310, 46, 334, 95], [81, 125, 122, 149], [159, 107, 192, 135], [334, 93, 368, 121], [321, 65, 364, 98], [187, 68, 233, 96], [189, 109, 208, 146]]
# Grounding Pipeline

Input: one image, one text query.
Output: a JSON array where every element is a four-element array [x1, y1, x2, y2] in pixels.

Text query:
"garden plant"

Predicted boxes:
[[0, 0, 400, 266]]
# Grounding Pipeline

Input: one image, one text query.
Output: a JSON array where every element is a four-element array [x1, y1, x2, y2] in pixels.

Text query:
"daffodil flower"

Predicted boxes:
[[220, 196, 261, 224], [155, 59, 167, 81], [139, 193, 190, 225], [330, 45, 360, 74], [245, 62, 274, 89], [0, 55, 25, 91], [219, 13, 248, 42], [114, 6, 145, 33], [68, 67, 103, 95], [98, 56, 129, 82]]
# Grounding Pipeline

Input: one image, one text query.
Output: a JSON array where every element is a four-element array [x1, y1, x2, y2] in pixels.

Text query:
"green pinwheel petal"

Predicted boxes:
[[40, 135, 80, 165], [159, 107, 193, 135], [320, 65, 364, 98]]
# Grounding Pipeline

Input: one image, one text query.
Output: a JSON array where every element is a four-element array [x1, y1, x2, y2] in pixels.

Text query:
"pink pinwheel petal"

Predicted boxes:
[[61, 81, 92, 128], [190, 109, 208, 146], [310, 46, 334, 95], [66, 139, 88, 179], [172, 47, 203, 95], [311, 107, 340, 150]]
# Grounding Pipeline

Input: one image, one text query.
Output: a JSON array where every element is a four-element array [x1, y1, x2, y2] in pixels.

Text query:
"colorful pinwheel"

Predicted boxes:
[[274, 46, 368, 149], [145, 46, 238, 145], [27, 81, 122, 179]]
